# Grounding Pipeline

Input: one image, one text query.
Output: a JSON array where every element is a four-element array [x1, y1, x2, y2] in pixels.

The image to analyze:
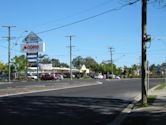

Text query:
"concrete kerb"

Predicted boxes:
[[0, 82, 13, 84], [105, 78, 139, 81], [0, 81, 103, 98], [148, 84, 161, 93], [109, 84, 161, 125]]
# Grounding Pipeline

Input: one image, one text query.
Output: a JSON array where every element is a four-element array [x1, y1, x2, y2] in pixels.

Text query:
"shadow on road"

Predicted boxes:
[[0, 96, 131, 125]]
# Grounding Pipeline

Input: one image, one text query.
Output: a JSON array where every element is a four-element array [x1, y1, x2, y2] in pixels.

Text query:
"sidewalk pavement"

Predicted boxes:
[[121, 84, 166, 125]]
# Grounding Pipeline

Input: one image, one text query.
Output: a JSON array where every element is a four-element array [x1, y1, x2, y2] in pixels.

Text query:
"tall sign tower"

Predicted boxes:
[[21, 32, 45, 79]]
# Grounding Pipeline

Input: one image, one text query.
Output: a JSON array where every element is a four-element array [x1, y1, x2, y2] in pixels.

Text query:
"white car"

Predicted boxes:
[[115, 76, 121, 79], [94, 74, 103, 79], [107, 74, 116, 79], [28, 75, 38, 79]]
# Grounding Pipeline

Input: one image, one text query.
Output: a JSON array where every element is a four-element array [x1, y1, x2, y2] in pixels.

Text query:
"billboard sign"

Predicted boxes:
[[39, 64, 53, 70], [23, 32, 42, 43], [21, 42, 45, 53]]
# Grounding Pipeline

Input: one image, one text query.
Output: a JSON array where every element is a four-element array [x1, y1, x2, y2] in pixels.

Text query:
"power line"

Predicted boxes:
[[37, 1, 139, 34], [0, 44, 22, 53], [27, 0, 113, 30]]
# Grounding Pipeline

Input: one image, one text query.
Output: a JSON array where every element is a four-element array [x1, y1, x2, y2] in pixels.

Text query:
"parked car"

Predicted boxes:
[[41, 74, 54, 80], [94, 74, 104, 79], [41, 73, 61, 80], [0, 74, 8, 81], [62, 73, 70, 78], [115, 76, 121, 79], [107, 74, 116, 79], [56, 74, 64, 80], [28, 75, 38, 80]]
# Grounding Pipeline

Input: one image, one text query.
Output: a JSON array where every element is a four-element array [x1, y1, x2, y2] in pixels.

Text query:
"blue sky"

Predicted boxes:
[[0, 0, 166, 67]]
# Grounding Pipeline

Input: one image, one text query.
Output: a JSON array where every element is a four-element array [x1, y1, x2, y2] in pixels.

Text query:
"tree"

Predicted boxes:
[[150, 64, 157, 72], [115, 67, 123, 76], [51, 58, 60, 67], [72, 56, 84, 69], [0, 62, 8, 74], [130, 64, 140, 77], [72, 56, 99, 71], [122, 66, 129, 78], [40, 57, 51, 64], [84, 57, 98, 71], [13, 55, 28, 74], [60, 63, 69, 68], [51, 58, 69, 67], [100, 63, 117, 74], [160, 62, 166, 70]]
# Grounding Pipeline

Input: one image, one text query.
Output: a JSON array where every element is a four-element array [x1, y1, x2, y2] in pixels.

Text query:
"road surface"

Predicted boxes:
[[0, 79, 163, 125]]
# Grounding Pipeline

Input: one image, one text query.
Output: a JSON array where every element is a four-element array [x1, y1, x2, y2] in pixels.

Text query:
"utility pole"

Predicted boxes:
[[165, 60, 166, 84], [66, 35, 75, 80], [147, 61, 149, 94], [165, 68, 166, 84], [141, 0, 149, 106], [2, 25, 16, 82], [109, 47, 114, 75]]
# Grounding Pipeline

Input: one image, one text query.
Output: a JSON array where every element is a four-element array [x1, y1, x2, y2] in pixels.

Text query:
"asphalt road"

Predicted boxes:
[[0, 79, 96, 89], [0, 78, 164, 125], [5, 78, 162, 100]]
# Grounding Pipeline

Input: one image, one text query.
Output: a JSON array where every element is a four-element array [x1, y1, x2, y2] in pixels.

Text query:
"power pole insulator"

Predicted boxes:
[[143, 34, 151, 42]]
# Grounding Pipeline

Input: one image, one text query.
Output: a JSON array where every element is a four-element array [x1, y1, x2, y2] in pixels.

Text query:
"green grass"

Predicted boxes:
[[133, 95, 157, 108], [148, 95, 157, 104], [155, 84, 166, 90]]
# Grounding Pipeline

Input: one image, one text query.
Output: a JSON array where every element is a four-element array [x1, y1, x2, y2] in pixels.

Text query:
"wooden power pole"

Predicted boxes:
[[2, 25, 16, 82], [141, 0, 148, 105], [109, 47, 114, 75], [66, 35, 75, 80]]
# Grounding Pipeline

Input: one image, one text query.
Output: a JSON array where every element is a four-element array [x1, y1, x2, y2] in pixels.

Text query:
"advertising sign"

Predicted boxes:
[[39, 64, 53, 70], [23, 32, 42, 43], [21, 32, 46, 77], [21, 42, 45, 53], [21, 32, 45, 53]]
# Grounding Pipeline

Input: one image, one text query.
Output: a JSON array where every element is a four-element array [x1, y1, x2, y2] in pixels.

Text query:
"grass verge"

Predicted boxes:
[[133, 95, 157, 109], [155, 83, 166, 90]]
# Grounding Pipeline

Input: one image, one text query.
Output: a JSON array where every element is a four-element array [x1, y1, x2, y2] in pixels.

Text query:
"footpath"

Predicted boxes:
[[121, 84, 166, 125]]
